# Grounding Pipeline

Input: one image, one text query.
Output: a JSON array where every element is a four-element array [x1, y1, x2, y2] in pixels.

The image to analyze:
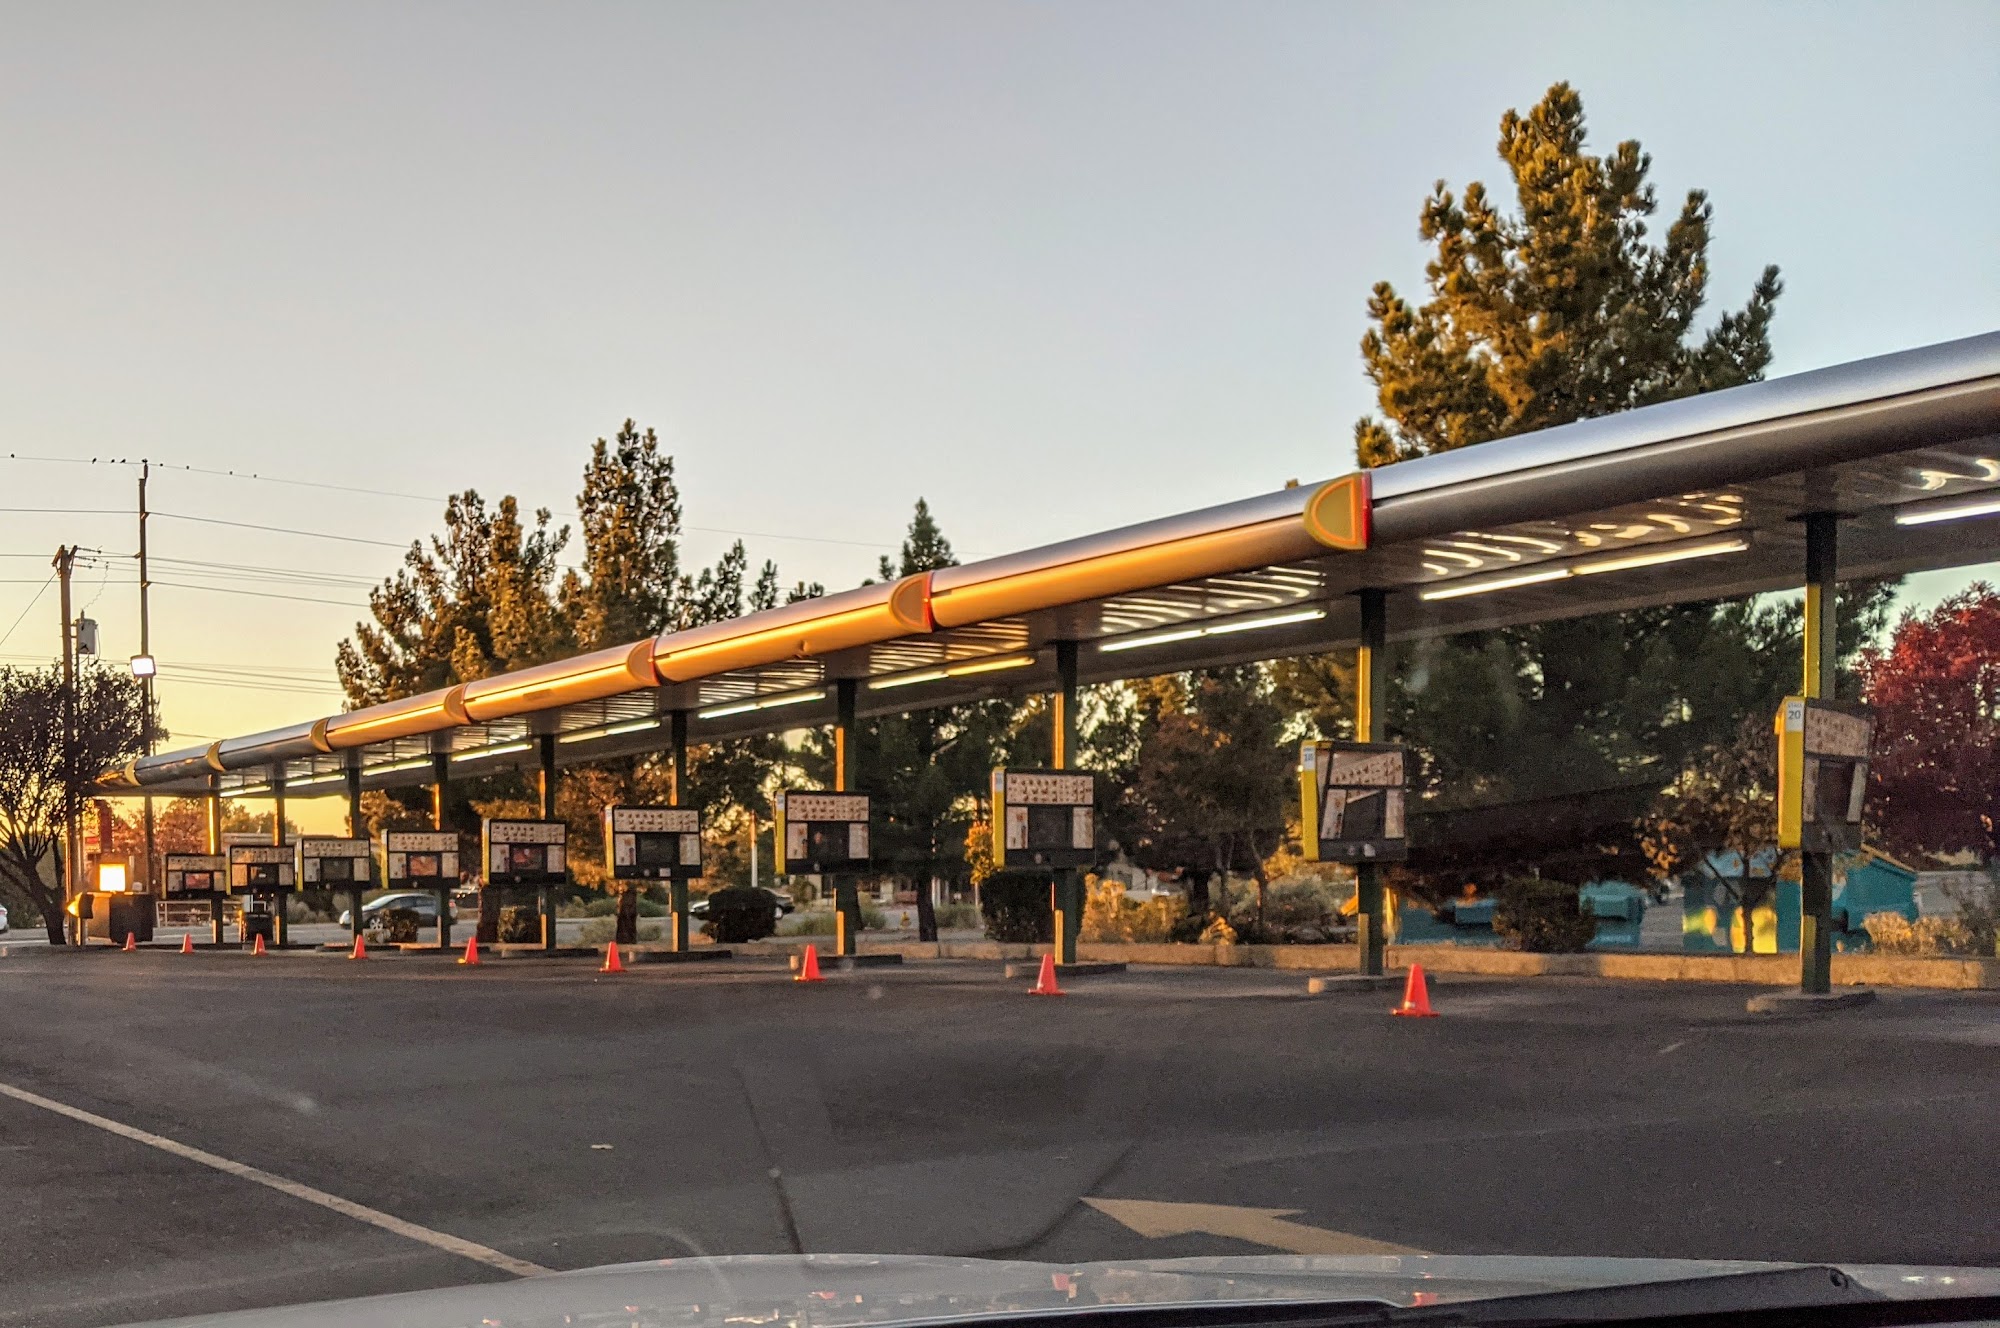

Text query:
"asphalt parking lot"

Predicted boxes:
[[1, 948, 1996, 1326]]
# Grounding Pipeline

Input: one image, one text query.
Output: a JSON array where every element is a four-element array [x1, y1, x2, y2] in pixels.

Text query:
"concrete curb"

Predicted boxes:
[[1002, 960, 1128, 979], [1747, 988, 1879, 1014], [1306, 973, 1406, 994], [738, 939, 1998, 990]]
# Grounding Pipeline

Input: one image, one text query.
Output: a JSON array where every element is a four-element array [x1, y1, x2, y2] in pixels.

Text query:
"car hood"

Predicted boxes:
[[134, 1252, 2000, 1327]]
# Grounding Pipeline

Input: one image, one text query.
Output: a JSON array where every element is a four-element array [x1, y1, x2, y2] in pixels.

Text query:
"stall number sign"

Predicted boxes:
[[300, 836, 373, 886], [776, 792, 870, 874], [385, 831, 459, 888], [1777, 697, 1875, 853], [1300, 742, 1409, 863], [483, 818, 568, 886], [227, 844, 297, 892], [991, 770, 1096, 870], [605, 806, 703, 880], [164, 853, 226, 895]]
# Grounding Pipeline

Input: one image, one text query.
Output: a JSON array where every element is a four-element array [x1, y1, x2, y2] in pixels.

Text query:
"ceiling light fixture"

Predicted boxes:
[[1896, 494, 2000, 526], [1099, 608, 1326, 653]]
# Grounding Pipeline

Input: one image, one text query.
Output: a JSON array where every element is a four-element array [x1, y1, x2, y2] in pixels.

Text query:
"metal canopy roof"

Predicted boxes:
[[112, 331, 2000, 800]]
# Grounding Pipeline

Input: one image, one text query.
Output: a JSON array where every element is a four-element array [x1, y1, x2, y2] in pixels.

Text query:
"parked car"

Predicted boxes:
[[337, 892, 459, 928], [0, 902, 8, 933], [688, 888, 795, 919]]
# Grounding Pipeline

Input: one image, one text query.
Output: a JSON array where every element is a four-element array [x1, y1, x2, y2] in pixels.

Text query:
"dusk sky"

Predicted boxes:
[[3, 0, 1995, 821]]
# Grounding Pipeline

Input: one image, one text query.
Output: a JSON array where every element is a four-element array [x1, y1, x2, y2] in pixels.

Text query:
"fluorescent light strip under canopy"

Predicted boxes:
[[1419, 536, 1749, 602], [868, 653, 1038, 691], [452, 741, 532, 764], [698, 689, 827, 721], [1098, 608, 1327, 655], [558, 717, 663, 745], [1895, 494, 2000, 526]]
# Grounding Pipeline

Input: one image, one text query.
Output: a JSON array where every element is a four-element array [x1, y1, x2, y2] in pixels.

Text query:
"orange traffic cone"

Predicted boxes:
[[600, 940, 624, 974], [1391, 964, 1437, 1017], [122, 933, 137, 952], [794, 944, 824, 983], [349, 933, 367, 961], [1029, 953, 1065, 997], [458, 935, 481, 966], [180, 933, 195, 955], [251, 933, 267, 956]]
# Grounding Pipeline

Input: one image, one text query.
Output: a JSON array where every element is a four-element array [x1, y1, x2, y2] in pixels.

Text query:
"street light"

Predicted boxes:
[[129, 654, 157, 679]]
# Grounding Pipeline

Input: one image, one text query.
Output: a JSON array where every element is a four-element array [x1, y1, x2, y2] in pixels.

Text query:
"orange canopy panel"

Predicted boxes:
[[322, 684, 472, 750], [460, 640, 659, 722], [652, 574, 934, 683]]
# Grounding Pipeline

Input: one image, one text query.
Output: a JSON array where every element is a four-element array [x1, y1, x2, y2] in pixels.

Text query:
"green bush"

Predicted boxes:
[[498, 904, 542, 944], [1492, 877, 1598, 953], [375, 907, 421, 944], [579, 919, 662, 944], [702, 887, 780, 943], [779, 906, 888, 936], [1230, 881, 1347, 944], [980, 874, 1053, 943], [934, 902, 982, 930]]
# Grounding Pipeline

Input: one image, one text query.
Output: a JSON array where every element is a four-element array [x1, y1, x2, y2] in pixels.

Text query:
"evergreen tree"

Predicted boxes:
[[1338, 83, 1892, 887]]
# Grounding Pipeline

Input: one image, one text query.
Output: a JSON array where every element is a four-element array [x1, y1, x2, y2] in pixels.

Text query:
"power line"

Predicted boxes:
[[149, 579, 365, 608], [4, 453, 440, 504], [150, 511, 411, 549], [0, 573, 54, 650]]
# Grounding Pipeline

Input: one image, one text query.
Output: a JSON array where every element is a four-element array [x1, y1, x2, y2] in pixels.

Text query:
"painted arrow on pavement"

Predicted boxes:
[[1082, 1197, 1426, 1256]]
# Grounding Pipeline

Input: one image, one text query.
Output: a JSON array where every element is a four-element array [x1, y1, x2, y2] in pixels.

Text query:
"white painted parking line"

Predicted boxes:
[[0, 1079, 549, 1278]]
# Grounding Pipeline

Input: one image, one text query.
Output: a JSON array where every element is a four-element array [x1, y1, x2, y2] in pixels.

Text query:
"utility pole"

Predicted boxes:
[[138, 461, 157, 892], [54, 546, 78, 943]]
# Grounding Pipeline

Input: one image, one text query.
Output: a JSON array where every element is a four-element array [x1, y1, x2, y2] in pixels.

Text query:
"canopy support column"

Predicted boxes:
[[206, 776, 225, 945], [1051, 641, 1083, 966], [270, 767, 289, 949], [346, 758, 365, 940], [431, 750, 453, 952], [1800, 514, 1839, 994], [1355, 588, 1389, 978], [670, 709, 691, 953], [833, 679, 862, 957], [537, 733, 558, 951]]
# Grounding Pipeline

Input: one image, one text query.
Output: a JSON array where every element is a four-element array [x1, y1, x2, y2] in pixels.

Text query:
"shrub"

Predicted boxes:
[[375, 907, 421, 944], [1081, 876, 1187, 943], [779, 906, 888, 936], [1862, 911, 1981, 956], [1197, 914, 1238, 945], [1230, 880, 1347, 944], [498, 905, 541, 944], [1941, 871, 2000, 957], [702, 887, 780, 943], [579, 919, 662, 944], [1492, 877, 1598, 953], [981, 873, 1053, 943], [935, 902, 982, 930]]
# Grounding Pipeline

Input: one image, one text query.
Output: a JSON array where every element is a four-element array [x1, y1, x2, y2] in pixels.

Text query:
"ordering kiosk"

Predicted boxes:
[[481, 818, 566, 950], [1299, 742, 1409, 863], [775, 790, 872, 956], [991, 769, 1098, 964], [604, 805, 704, 953], [300, 836, 375, 944], [227, 842, 296, 947], [384, 830, 459, 948], [162, 852, 227, 945]]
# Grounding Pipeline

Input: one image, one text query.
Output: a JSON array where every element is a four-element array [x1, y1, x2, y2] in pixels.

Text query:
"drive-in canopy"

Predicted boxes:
[[108, 331, 2000, 799]]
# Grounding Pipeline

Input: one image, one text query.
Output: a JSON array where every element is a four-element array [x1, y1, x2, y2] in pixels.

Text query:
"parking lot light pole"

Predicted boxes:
[[1355, 589, 1388, 978], [345, 758, 365, 941], [431, 749, 453, 952], [1800, 514, 1839, 995], [1051, 641, 1082, 966], [832, 678, 861, 957], [537, 732, 558, 952], [670, 709, 691, 953]]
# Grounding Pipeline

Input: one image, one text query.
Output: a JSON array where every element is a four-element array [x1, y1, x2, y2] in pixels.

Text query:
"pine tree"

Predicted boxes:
[[1341, 84, 1892, 889], [1354, 82, 1781, 466]]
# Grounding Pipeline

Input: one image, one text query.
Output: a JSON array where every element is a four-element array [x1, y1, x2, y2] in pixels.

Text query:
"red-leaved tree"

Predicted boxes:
[[1857, 584, 2000, 862]]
